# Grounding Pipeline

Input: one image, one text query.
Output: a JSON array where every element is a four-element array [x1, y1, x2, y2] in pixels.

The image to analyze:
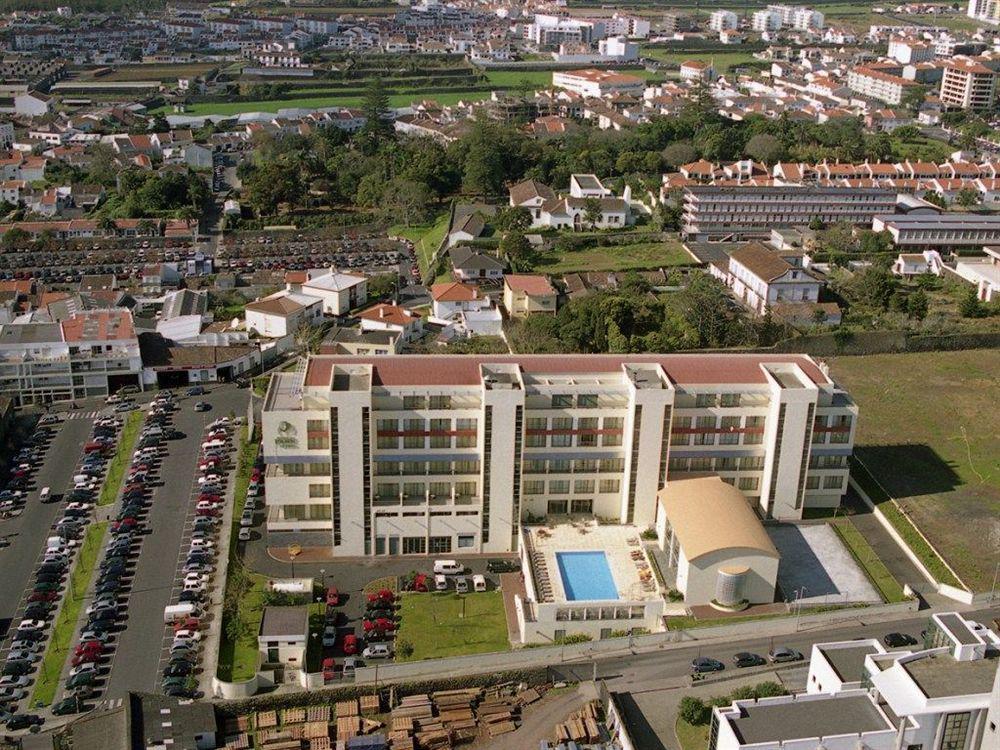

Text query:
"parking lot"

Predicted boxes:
[[101, 385, 248, 698]]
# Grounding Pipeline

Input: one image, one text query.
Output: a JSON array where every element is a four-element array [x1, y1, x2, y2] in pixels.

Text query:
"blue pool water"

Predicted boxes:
[[555, 551, 618, 601]]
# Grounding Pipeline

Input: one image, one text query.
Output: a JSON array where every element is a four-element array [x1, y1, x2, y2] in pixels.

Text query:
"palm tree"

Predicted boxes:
[[96, 215, 118, 237]]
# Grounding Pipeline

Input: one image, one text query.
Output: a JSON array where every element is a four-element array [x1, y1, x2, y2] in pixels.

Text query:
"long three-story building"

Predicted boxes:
[[261, 354, 857, 557]]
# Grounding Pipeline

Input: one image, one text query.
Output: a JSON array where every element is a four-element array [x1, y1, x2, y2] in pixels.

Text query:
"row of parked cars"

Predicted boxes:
[[158, 413, 235, 698], [0, 414, 119, 729], [53, 394, 181, 715], [0, 414, 59, 523]]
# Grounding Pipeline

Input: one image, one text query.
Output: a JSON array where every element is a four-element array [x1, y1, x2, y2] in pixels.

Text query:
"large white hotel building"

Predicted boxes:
[[261, 354, 857, 557]]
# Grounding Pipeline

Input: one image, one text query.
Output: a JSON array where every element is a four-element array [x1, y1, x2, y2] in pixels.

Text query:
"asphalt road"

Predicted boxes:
[[0, 414, 96, 635], [102, 386, 249, 698]]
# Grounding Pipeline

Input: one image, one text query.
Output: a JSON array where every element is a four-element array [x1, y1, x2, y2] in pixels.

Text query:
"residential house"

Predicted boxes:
[[502, 274, 558, 317], [257, 606, 308, 670], [245, 291, 323, 338], [712, 242, 823, 314], [357, 303, 423, 342], [300, 271, 367, 315]]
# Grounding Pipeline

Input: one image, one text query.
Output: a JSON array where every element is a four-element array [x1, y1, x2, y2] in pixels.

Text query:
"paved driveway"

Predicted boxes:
[[767, 524, 880, 605]]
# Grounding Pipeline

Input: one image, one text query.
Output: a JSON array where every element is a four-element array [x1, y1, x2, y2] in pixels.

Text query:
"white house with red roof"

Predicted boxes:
[[357, 303, 423, 342], [430, 282, 503, 338]]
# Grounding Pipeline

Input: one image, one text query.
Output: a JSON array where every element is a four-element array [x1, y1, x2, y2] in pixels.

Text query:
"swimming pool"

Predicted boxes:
[[555, 551, 618, 601]]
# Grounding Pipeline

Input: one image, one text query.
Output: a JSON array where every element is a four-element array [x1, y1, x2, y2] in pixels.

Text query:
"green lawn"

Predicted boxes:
[[889, 133, 953, 163], [172, 90, 491, 117], [97, 410, 142, 506], [217, 428, 264, 683], [829, 517, 907, 603], [31, 522, 107, 707], [532, 240, 694, 274], [675, 717, 710, 750], [394, 592, 509, 661], [831, 351, 1000, 591], [390, 212, 450, 281]]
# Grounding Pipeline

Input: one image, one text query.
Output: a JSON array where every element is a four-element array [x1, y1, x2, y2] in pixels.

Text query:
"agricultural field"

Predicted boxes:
[[75, 63, 219, 82], [640, 48, 762, 73], [830, 350, 1000, 592]]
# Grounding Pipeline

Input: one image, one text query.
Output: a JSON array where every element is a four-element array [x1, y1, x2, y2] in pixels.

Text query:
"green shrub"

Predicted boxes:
[[396, 639, 414, 659], [639, 527, 658, 540], [678, 696, 711, 726]]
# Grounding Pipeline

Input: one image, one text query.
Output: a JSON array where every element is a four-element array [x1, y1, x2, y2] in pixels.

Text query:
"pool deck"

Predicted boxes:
[[525, 522, 660, 604]]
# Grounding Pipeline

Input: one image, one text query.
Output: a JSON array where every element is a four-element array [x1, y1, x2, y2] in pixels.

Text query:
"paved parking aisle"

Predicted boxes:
[[0, 416, 96, 631], [102, 387, 248, 698]]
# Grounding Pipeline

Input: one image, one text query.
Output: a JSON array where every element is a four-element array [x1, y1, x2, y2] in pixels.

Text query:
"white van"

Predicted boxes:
[[433, 559, 464, 575], [39, 487, 51, 502], [434, 574, 448, 591], [164, 603, 200, 623], [472, 574, 487, 592]]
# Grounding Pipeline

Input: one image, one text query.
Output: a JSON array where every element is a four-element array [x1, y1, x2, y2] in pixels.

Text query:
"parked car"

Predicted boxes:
[[884, 632, 918, 648], [768, 647, 803, 663], [733, 652, 766, 668], [691, 657, 725, 673]]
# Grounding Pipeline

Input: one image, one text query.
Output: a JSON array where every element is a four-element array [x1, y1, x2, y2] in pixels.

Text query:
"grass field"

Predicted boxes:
[[31, 522, 107, 707], [675, 717, 710, 750], [394, 592, 509, 661], [889, 133, 953, 163], [830, 350, 1000, 592], [77, 63, 218, 82], [532, 240, 694, 274], [829, 517, 907, 603], [390, 212, 450, 281], [97, 411, 142, 506]]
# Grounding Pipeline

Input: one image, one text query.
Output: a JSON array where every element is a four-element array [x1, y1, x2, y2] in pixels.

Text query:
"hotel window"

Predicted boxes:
[[524, 460, 545, 474], [551, 433, 572, 447], [403, 395, 426, 410], [429, 536, 451, 554], [401, 461, 424, 475], [577, 433, 597, 447], [308, 483, 331, 498], [694, 416, 716, 445], [739, 456, 764, 470], [738, 477, 760, 491], [454, 460, 479, 474], [523, 480, 545, 495], [830, 427, 851, 444], [602, 417, 623, 446], [429, 395, 451, 410], [671, 416, 691, 446], [599, 479, 620, 493], [551, 394, 573, 408], [455, 481, 476, 497], [823, 475, 843, 490], [717, 456, 738, 471], [806, 475, 820, 490], [719, 416, 741, 445], [571, 499, 593, 514], [574, 459, 598, 473], [457, 535, 475, 548], [527, 417, 547, 430], [429, 482, 450, 497], [377, 418, 397, 431], [308, 433, 330, 450], [307, 419, 329, 433], [549, 480, 570, 494], [573, 479, 595, 494], [578, 417, 598, 431], [690, 457, 712, 471], [456, 418, 477, 447], [429, 418, 451, 448], [550, 459, 571, 473], [428, 460, 449, 475], [526, 433, 546, 447], [599, 458, 624, 472], [552, 417, 573, 430], [577, 394, 598, 408], [377, 435, 398, 450], [402, 537, 426, 555], [720, 393, 741, 407], [668, 457, 689, 472], [547, 499, 569, 515], [402, 482, 424, 498], [376, 483, 398, 500], [696, 393, 717, 408]]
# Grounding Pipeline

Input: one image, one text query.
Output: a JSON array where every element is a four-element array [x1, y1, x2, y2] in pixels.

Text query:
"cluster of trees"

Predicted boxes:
[[97, 168, 209, 219], [238, 80, 912, 221], [679, 682, 788, 727], [507, 274, 787, 354]]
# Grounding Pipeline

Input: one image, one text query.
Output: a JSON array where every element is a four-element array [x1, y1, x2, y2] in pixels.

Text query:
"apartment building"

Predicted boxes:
[[710, 611, 1000, 750], [872, 213, 1000, 248], [681, 185, 899, 241], [939, 57, 1000, 111], [0, 309, 142, 405], [260, 353, 857, 556], [711, 243, 823, 313], [709, 10, 739, 32], [551, 69, 646, 98], [967, 0, 1000, 25], [847, 66, 918, 105]]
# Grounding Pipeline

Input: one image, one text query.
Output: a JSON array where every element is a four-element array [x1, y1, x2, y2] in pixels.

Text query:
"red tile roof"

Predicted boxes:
[[504, 274, 555, 296], [304, 354, 830, 388], [60, 310, 135, 342], [431, 281, 480, 302]]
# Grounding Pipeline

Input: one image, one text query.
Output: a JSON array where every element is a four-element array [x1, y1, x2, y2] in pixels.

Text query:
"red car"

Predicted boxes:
[[325, 587, 340, 607], [195, 507, 220, 517], [124, 483, 145, 494], [362, 618, 395, 634], [111, 518, 138, 531], [74, 642, 103, 657], [322, 657, 338, 681], [409, 573, 428, 592], [172, 617, 201, 633], [198, 494, 222, 504], [28, 591, 59, 603], [340, 633, 357, 655], [71, 651, 100, 667]]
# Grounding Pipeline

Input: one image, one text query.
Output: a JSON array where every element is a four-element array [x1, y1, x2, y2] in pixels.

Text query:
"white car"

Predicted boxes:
[[362, 643, 392, 660], [189, 538, 215, 550], [69, 663, 97, 678], [198, 474, 223, 485], [173, 629, 202, 642], [18, 619, 46, 631], [65, 502, 93, 512], [206, 418, 230, 430], [0, 675, 31, 688]]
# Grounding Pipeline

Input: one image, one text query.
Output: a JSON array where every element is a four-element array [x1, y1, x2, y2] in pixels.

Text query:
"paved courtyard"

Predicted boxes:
[[767, 524, 880, 605]]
